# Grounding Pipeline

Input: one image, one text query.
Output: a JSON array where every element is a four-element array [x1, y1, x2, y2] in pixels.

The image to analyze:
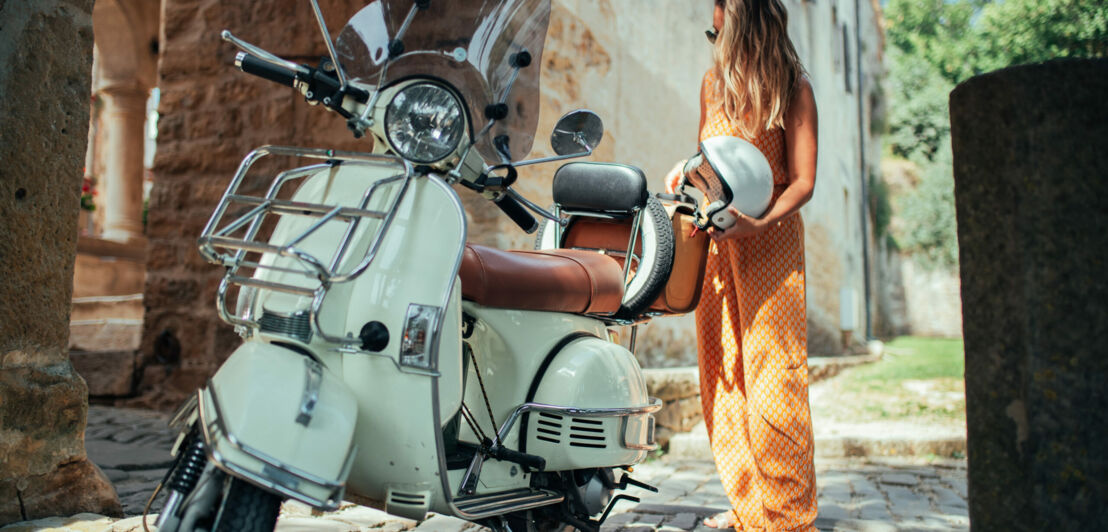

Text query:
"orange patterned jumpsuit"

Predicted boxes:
[[694, 69, 818, 531]]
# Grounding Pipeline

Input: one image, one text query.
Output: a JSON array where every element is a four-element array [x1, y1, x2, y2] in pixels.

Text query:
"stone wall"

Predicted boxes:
[[133, 0, 372, 408], [873, 245, 963, 339], [951, 59, 1108, 530], [0, 0, 121, 524]]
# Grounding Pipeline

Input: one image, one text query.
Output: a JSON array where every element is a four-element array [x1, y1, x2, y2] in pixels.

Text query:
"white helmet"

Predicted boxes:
[[680, 136, 773, 230]]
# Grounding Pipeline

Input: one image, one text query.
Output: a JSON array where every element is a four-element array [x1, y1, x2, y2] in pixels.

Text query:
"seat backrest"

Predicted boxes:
[[552, 162, 647, 215]]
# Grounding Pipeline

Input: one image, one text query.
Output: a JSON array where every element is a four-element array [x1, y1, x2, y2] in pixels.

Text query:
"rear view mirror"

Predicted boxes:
[[551, 110, 604, 156]]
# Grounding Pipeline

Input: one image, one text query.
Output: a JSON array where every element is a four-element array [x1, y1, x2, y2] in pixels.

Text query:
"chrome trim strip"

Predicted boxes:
[[196, 386, 355, 510], [454, 489, 565, 518], [423, 176, 475, 518], [295, 358, 324, 426]]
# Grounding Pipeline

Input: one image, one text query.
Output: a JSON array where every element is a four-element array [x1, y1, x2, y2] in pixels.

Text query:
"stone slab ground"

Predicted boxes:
[[0, 406, 968, 532]]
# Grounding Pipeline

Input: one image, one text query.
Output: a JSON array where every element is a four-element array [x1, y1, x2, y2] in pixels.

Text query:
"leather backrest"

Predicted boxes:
[[552, 162, 648, 214]]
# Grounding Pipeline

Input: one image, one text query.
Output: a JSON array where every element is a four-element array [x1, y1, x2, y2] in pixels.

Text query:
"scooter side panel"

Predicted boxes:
[[203, 342, 358, 509], [459, 304, 608, 454], [334, 176, 466, 519]]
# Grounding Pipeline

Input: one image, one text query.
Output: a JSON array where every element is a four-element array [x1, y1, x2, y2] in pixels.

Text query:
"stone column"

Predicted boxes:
[[951, 58, 1108, 530], [0, 0, 122, 525], [98, 84, 149, 242]]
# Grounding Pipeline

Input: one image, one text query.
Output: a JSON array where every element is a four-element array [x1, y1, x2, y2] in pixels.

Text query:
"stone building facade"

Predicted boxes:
[[77, 0, 885, 407]]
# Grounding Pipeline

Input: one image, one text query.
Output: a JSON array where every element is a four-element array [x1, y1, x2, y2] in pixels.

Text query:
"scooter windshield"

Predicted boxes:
[[335, 0, 550, 163]]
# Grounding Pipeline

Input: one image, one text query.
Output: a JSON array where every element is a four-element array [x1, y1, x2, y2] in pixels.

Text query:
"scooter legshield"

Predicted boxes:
[[197, 341, 358, 510]]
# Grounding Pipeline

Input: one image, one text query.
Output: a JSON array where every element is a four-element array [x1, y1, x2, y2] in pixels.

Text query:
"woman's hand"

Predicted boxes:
[[664, 160, 687, 194], [707, 207, 766, 241]]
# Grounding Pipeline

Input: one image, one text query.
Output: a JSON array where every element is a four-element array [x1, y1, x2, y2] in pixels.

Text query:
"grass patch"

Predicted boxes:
[[850, 336, 964, 384], [811, 336, 966, 426]]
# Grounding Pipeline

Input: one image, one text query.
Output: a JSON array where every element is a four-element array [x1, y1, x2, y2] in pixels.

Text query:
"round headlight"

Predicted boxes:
[[385, 83, 466, 163]]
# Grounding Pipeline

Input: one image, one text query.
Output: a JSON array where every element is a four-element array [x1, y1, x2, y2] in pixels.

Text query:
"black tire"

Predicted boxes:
[[210, 477, 282, 532], [536, 197, 674, 320], [614, 195, 674, 319]]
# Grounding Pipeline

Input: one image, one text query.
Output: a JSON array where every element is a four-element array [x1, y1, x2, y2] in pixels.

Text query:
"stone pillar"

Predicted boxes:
[[97, 84, 149, 242], [0, 0, 122, 525], [951, 58, 1108, 530]]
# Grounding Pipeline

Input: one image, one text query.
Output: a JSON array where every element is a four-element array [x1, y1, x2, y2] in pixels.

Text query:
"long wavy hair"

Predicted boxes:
[[712, 0, 807, 138]]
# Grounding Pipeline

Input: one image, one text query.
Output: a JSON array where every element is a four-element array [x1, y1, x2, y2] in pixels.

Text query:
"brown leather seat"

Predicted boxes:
[[459, 244, 625, 314]]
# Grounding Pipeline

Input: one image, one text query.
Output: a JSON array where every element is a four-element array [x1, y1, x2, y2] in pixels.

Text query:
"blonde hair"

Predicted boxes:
[[712, 0, 806, 138]]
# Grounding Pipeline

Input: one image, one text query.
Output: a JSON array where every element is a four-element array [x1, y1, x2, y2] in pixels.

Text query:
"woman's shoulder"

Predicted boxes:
[[702, 67, 718, 85], [794, 76, 814, 99]]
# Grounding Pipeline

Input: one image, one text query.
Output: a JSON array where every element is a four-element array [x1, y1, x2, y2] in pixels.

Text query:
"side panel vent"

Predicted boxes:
[[386, 487, 431, 520], [535, 412, 563, 444], [569, 418, 607, 449], [389, 492, 427, 506], [259, 310, 313, 343]]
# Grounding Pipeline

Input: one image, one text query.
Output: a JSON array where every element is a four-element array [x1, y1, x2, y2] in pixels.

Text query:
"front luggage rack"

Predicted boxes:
[[197, 146, 414, 343]]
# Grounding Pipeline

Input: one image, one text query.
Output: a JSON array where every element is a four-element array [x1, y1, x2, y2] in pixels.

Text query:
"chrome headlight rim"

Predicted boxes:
[[384, 81, 467, 164]]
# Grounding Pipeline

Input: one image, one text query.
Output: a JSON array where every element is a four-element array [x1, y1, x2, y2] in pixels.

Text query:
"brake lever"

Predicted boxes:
[[221, 30, 309, 77]]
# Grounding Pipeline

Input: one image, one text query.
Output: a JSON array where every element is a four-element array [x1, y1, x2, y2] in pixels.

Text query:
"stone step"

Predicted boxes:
[[72, 293, 144, 321], [666, 421, 966, 460], [69, 318, 142, 352]]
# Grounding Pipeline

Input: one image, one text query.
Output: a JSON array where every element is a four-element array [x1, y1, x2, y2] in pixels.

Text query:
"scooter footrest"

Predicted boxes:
[[454, 488, 564, 518]]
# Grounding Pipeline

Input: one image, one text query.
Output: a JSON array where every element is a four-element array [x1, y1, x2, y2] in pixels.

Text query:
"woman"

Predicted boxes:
[[665, 0, 819, 529]]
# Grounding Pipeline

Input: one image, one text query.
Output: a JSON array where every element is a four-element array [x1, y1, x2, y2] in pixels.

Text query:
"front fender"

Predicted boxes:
[[198, 341, 357, 510]]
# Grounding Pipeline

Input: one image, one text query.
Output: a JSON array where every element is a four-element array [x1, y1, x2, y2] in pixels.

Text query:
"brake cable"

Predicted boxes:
[[467, 349, 500, 444]]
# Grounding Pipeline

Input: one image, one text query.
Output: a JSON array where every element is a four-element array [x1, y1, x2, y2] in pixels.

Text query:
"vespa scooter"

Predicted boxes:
[[150, 1, 674, 531]]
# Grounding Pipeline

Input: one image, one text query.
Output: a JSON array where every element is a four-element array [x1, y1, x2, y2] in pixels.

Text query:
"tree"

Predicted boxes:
[[894, 142, 958, 270], [881, 0, 1107, 270], [883, 0, 985, 85], [885, 48, 954, 163], [974, 0, 1108, 73]]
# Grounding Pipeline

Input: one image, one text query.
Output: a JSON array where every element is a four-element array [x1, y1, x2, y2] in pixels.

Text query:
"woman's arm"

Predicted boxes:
[[710, 77, 818, 240]]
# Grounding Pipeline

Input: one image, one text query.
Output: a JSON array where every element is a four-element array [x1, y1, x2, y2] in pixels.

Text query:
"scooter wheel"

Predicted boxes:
[[210, 477, 282, 532]]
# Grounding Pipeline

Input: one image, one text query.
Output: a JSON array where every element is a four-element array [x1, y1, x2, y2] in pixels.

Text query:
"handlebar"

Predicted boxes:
[[236, 52, 298, 88], [234, 52, 368, 109], [494, 193, 538, 234]]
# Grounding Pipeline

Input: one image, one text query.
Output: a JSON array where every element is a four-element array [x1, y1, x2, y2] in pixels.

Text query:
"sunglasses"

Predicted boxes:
[[706, 28, 718, 43]]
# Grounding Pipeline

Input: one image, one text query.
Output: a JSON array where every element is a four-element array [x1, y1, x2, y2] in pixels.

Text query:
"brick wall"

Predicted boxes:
[[134, 0, 370, 408]]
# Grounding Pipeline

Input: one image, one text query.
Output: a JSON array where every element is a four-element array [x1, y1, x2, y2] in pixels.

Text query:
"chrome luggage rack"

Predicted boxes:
[[197, 146, 414, 344]]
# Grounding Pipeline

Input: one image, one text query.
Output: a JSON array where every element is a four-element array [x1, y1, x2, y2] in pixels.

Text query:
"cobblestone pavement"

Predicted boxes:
[[37, 406, 968, 532]]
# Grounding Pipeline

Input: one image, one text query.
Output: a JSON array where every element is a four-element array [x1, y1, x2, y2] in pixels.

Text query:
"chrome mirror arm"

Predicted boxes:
[[221, 31, 309, 76], [511, 148, 593, 169], [308, 0, 348, 89]]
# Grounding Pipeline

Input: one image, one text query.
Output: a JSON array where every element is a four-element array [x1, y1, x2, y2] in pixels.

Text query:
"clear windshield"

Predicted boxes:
[[335, 0, 550, 163]]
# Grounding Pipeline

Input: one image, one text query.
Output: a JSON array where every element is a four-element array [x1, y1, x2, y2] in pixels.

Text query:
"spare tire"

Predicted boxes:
[[534, 195, 674, 320]]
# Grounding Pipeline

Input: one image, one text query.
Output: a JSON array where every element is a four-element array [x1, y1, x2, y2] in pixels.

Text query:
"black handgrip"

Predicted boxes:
[[494, 193, 538, 234], [236, 52, 297, 88], [489, 445, 546, 471]]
